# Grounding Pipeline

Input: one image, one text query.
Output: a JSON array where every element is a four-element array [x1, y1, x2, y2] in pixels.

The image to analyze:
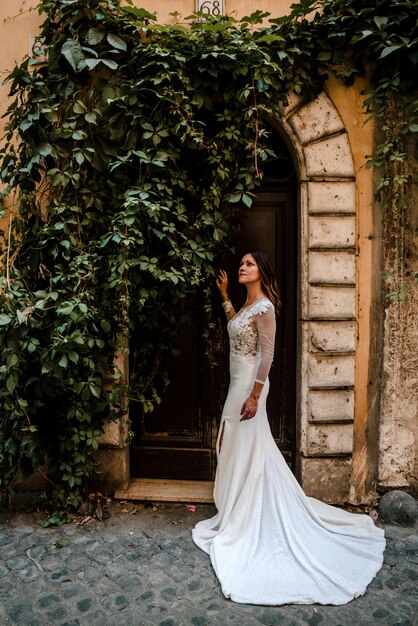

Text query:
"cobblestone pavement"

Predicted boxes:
[[0, 499, 417, 626]]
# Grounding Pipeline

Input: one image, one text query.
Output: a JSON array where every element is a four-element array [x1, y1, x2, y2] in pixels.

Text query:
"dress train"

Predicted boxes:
[[192, 300, 385, 606]]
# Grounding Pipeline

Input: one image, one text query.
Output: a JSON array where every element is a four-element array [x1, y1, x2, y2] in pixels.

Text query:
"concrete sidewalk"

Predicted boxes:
[[0, 498, 417, 626]]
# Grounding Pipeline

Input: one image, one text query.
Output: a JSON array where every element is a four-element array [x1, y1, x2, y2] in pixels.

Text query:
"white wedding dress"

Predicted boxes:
[[192, 297, 385, 606]]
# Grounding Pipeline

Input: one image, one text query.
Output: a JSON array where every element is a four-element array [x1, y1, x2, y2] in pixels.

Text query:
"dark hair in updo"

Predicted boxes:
[[245, 250, 281, 312]]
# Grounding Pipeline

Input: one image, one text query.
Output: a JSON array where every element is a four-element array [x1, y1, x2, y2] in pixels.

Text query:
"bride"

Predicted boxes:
[[192, 250, 385, 606]]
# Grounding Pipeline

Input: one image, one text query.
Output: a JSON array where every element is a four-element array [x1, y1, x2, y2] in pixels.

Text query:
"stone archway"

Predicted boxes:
[[104, 90, 372, 505], [278, 91, 358, 503]]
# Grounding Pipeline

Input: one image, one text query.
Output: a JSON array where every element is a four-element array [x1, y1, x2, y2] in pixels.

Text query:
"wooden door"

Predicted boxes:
[[130, 184, 297, 479], [232, 186, 297, 466]]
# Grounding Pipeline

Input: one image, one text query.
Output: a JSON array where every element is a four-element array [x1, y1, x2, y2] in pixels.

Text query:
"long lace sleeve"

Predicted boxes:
[[251, 304, 276, 384], [222, 300, 236, 321]]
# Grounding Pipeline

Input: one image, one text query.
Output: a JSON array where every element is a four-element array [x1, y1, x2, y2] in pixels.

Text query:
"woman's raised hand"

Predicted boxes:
[[216, 269, 229, 297]]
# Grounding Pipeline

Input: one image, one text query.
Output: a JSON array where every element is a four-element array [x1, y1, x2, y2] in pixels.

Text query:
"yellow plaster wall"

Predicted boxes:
[[325, 76, 379, 502], [0, 0, 292, 117], [0, 3, 41, 116], [135, 0, 293, 22]]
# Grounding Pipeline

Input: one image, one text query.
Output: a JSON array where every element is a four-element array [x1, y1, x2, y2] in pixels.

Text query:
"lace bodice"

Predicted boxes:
[[227, 298, 276, 383]]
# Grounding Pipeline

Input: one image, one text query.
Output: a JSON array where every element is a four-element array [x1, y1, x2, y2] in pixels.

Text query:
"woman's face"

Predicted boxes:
[[238, 254, 261, 285]]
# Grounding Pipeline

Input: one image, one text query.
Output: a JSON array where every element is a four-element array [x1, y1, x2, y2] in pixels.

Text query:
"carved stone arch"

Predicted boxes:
[[105, 91, 363, 504], [274, 91, 358, 502]]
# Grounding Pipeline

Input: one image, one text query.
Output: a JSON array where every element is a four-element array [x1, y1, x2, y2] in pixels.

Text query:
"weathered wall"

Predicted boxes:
[[0, 0, 295, 161], [1, 0, 417, 501], [142, 0, 293, 22], [0, 0, 299, 494], [325, 76, 386, 504], [378, 137, 418, 493], [278, 83, 386, 504]]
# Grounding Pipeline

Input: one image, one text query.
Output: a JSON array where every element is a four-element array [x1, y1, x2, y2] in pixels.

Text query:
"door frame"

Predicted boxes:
[[129, 180, 298, 482], [105, 90, 378, 505]]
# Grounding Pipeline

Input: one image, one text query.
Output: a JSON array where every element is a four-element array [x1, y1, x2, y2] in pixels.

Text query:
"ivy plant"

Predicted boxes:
[[0, 0, 417, 509]]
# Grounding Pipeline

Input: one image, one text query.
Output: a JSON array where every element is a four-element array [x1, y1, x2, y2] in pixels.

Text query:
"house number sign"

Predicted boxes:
[[196, 0, 224, 17]]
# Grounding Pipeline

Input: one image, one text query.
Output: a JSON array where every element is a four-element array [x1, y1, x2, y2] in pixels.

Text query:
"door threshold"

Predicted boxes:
[[114, 478, 214, 503]]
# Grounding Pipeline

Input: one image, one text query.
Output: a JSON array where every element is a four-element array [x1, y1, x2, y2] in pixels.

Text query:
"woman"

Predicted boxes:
[[192, 251, 385, 606]]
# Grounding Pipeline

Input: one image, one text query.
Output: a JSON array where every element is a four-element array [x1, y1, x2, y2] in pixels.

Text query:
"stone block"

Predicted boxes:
[[308, 181, 356, 214], [307, 422, 354, 455], [378, 490, 418, 526], [308, 388, 354, 422], [101, 340, 129, 448], [305, 134, 354, 178], [12, 468, 49, 492], [378, 420, 416, 488], [297, 456, 352, 503], [289, 92, 345, 144], [279, 92, 305, 116], [297, 323, 310, 445], [308, 285, 356, 319], [100, 415, 128, 448], [91, 447, 130, 492], [308, 250, 355, 284], [309, 215, 355, 248], [308, 321, 355, 353], [308, 353, 355, 387]]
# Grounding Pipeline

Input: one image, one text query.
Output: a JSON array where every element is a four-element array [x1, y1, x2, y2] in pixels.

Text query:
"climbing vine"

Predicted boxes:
[[0, 0, 417, 509]]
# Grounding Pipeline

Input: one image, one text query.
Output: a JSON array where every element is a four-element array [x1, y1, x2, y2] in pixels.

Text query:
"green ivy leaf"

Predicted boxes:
[[107, 33, 127, 51], [7, 354, 19, 367], [379, 45, 403, 59], [6, 375, 17, 394], [61, 40, 83, 72], [72, 130, 87, 141], [374, 16, 389, 31], [58, 303, 75, 315], [85, 58, 101, 70], [19, 119, 33, 133], [86, 28, 105, 45], [68, 351, 79, 364], [101, 320, 111, 333], [84, 112, 97, 124], [101, 59, 118, 70]]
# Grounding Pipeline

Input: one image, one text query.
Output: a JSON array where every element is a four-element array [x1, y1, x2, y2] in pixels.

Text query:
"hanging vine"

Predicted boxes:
[[0, 0, 417, 509]]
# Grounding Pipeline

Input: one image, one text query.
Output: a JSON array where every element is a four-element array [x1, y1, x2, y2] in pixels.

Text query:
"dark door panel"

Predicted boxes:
[[133, 447, 212, 480], [130, 300, 213, 480], [232, 186, 297, 461]]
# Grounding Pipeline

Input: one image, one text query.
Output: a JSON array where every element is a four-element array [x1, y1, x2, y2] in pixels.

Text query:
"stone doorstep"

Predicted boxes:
[[114, 478, 215, 503]]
